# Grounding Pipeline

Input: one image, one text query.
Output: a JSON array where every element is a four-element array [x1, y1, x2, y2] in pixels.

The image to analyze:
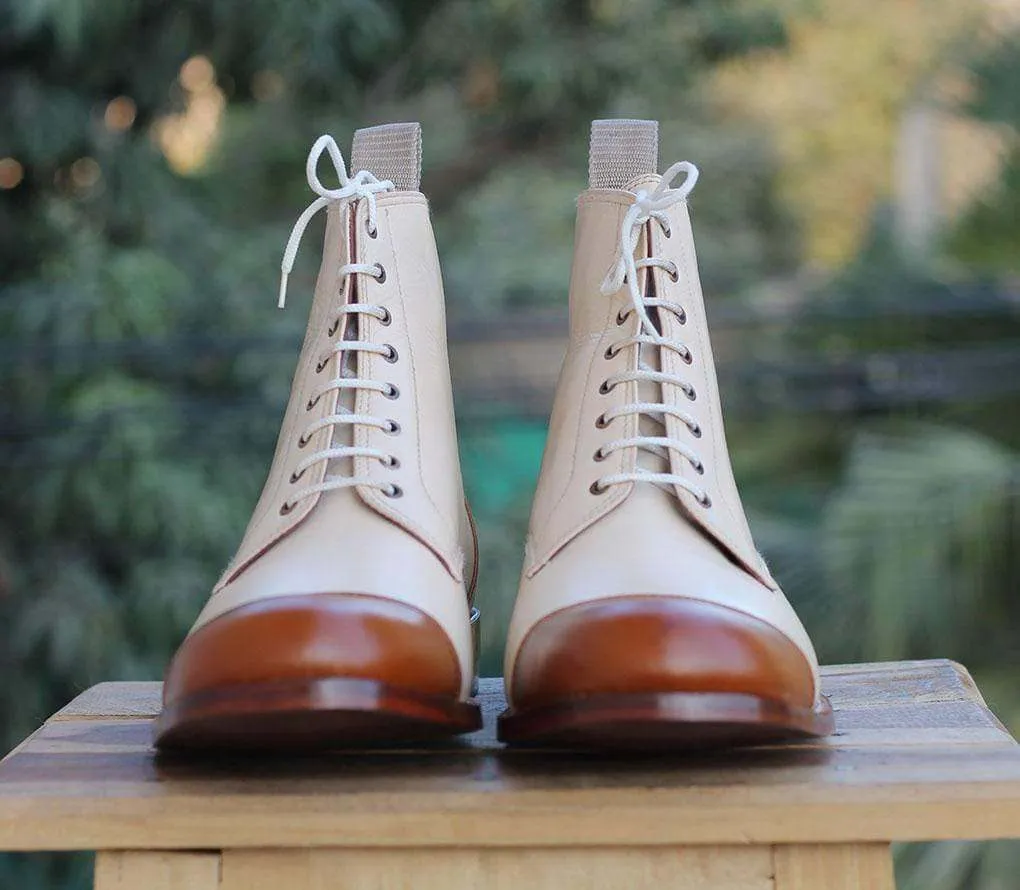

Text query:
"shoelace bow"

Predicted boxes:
[[593, 160, 712, 507], [277, 135, 403, 514]]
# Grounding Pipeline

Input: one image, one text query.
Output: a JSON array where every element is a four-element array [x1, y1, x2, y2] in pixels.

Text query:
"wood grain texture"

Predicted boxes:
[[1, 660, 1018, 852], [94, 851, 221, 889], [773, 844, 895, 890], [220, 847, 773, 890]]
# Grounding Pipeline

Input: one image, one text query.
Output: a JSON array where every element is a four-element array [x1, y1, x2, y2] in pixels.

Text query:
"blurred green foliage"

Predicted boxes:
[[1, 1, 1018, 888]]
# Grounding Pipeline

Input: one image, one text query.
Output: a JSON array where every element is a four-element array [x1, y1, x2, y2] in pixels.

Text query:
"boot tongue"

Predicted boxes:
[[351, 122, 422, 191], [588, 119, 659, 189]]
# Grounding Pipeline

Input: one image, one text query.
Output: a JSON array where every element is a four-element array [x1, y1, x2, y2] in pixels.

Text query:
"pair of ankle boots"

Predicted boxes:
[[154, 119, 835, 752]]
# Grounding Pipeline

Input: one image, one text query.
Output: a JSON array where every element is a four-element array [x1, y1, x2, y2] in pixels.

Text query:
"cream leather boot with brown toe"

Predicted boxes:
[[499, 120, 834, 750], [155, 123, 481, 750]]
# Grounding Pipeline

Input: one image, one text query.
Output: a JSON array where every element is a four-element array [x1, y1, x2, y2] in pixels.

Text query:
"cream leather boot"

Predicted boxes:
[[499, 120, 833, 749], [155, 123, 480, 749]]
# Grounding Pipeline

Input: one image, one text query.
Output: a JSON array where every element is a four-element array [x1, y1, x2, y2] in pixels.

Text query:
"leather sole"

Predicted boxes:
[[153, 676, 482, 751], [497, 691, 835, 751]]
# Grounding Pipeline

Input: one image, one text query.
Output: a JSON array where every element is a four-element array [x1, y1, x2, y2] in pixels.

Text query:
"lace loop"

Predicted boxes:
[[278, 135, 394, 309], [599, 160, 698, 339]]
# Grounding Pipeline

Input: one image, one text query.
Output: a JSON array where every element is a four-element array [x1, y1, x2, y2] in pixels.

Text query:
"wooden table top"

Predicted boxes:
[[0, 660, 1018, 851]]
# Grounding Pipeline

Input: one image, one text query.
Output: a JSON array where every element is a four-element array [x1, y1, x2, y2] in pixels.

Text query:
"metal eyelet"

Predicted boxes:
[[668, 263, 679, 282], [383, 344, 398, 363], [590, 480, 607, 496], [385, 484, 403, 498], [367, 224, 378, 239], [690, 422, 702, 439], [598, 380, 613, 395], [682, 349, 693, 365], [373, 263, 386, 284], [279, 501, 295, 515], [379, 307, 392, 326], [384, 383, 399, 400], [685, 385, 697, 401], [384, 420, 400, 434], [593, 448, 607, 462], [385, 455, 400, 469], [595, 413, 609, 429], [289, 468, 306, 484]]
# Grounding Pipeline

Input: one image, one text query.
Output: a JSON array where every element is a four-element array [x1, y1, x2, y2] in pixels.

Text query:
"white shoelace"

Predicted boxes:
[[278, 134, 394, 309], [277, 136, 402, 514], [593, 161, 711, 507]]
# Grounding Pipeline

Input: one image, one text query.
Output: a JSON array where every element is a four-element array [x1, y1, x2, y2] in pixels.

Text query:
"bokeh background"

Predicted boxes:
[[2, 0, 1020, 886]]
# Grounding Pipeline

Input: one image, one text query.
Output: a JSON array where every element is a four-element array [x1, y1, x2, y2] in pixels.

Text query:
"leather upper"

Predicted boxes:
[[506, 180, 820, 705], [189, 178, 475, 698]]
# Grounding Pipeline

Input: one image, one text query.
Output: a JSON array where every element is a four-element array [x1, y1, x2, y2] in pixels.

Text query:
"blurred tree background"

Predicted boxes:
[[1, 0, 1018, 887]]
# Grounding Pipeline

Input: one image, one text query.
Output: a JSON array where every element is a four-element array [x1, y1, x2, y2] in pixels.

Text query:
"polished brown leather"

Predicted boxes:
[[510, 596, 815, 712], [163, 593, 462, 706]]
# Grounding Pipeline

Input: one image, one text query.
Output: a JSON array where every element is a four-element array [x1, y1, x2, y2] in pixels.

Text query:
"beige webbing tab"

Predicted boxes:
[[588, 119, 659, 189], [351, 122, 422, 191]]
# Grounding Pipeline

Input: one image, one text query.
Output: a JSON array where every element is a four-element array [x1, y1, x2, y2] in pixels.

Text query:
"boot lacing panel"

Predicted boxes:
[[276, 135, 403, 514], [593, 161, 711, 508]]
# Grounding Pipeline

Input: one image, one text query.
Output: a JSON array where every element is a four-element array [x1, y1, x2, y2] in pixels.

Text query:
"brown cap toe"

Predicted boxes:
[[510, 596, 815, 711], [164, 593, 462, 706]]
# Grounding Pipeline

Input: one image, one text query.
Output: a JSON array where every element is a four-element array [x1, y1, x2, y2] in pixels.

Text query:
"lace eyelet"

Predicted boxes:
[[682, 349, 693, 365], [279, 501, 295, 515], [315, 358, 328, 374], [598, 380, 613, 395], [379, 307, 392, 326], [661, 222, 672, 238], [604, 345, 618, 360], [385, 455, 400, 469], [668, 264, 679, 283], [383, 344, 398, 363], [698, 493, 712, 508], [367, 224, 378, 240], [297, 433, 310, 448], [384, 383, 399, 400], [690, 423, 702, 439], [384, 420, 400, 435], [594, 447, 607, 462], [306, 394, 320, 411], [385, 484, 403, 498], [289, 469, 306, 484], [327, 319, 340, 337], [685, 386, 697, 401], [615, 310, 628, 326], [373, 262, 387, 284], [590, 480, 607, 496], [691, 459, 705, 475], [595, 413, 609, 430]]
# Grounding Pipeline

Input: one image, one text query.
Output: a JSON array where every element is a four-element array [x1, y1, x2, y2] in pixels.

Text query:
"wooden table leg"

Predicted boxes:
[[220, 846, 777, 889], [94, 851, 221, 890], [773, 844, 896, 890]]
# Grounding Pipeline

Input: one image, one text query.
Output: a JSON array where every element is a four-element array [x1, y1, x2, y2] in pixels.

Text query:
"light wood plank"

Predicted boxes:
[[0, 661, 1017, 851], [220, 847, 773, 890], [773, 843, 895, 890], [95, 851, 220, 889]]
